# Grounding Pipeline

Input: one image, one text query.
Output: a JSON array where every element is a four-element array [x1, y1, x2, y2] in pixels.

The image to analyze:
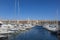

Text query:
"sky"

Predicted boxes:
[[0, 0, 60, 20]]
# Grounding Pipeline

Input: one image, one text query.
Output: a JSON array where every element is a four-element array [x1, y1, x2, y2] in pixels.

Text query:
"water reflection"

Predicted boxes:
[[15, 26, 57, 40]]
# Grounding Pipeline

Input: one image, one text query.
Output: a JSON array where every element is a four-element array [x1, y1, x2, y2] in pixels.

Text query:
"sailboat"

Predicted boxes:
[[43, 9, 58, 32], [24, 18, 34, 29]]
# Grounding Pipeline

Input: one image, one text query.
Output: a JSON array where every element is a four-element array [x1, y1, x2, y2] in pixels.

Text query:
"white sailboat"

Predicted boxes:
[[43, 9, 58, 32]]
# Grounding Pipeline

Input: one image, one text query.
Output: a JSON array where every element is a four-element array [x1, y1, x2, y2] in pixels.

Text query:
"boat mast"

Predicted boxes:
[[15, 0, 16, 19], [15, 0, 17, 24], [17, 0, 20, 24], [56, 8, 58, 30], [27, 17, 29, 24], [36, 20, 38, 25]]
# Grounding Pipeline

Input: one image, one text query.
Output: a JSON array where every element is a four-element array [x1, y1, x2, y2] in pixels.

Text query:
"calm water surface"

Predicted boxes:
[[14, 26, 57, 40]]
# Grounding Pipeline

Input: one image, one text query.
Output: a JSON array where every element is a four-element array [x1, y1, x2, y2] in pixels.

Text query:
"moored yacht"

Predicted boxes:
[[43, 23, 58, 32], [19, 24, 26, 31], [8, 24, 19, 32], [24, 24, 34, 29], [0, 21, 15, 38]]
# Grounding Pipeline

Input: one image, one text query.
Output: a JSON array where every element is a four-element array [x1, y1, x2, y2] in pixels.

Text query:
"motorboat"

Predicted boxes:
[[43, 23, 58, 32], [19, 24, 26, 31], [0, 29, 14, 38], [24, 24, 34, 29], [0, 21, 15, 38], [8, 24, 19, 32]]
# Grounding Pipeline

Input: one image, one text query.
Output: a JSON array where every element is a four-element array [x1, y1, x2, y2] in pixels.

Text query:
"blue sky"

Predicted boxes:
[[0, 0, 60, 20]]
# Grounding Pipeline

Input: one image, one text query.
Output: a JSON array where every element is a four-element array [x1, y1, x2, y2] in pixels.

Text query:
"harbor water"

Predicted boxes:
[[12, 26, 57, 40], [0, 26, 58, 40]]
